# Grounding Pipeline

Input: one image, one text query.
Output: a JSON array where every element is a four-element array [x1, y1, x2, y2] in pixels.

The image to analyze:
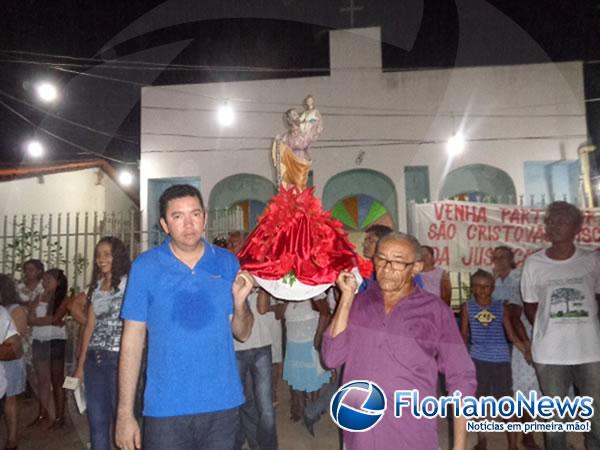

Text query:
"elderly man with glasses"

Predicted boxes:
[[322, 232, 476, 450]]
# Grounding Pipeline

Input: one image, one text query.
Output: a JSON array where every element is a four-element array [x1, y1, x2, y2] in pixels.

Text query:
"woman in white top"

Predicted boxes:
[[0, 275, 27, 450], [17, 259, 44, 305], [27, 268, 68, 429]]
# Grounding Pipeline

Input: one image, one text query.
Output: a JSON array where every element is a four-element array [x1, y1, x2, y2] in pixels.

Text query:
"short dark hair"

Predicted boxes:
[[421, 245, 434, 257], [365, 224, 393, 240], [212, 236, 227, 248], [493, 245, 516, 269], [159, 184, 205, 221], [545, 201, 583, 228], [470, 269, 494, 285], [23, 259, 44, 275], [0, 274, 20, 307], [228, 230, 247, 240]]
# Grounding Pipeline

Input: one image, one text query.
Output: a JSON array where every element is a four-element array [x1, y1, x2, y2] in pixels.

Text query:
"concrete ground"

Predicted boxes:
[[1, 383, 584, 450]]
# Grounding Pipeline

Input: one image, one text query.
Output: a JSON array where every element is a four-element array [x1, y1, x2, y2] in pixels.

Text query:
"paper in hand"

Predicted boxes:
[[63, 376, 86, 413]]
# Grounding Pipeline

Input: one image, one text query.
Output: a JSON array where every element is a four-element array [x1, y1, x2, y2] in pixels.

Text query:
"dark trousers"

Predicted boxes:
[[234, 345, 278, 450], [144, 407, 240, 450], [536, 362, 600, 450], [84, 349, 118, 450]]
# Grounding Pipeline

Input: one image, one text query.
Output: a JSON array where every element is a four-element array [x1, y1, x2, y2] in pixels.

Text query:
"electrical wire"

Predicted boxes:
[[0, 89, 139, 144], [140, 133, 587, 154], [0, 98, 137, 165], [0, 51, 587, 117]]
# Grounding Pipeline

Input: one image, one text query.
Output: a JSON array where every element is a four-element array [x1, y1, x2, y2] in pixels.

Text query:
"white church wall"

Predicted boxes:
[[140, 27, 586, 231]]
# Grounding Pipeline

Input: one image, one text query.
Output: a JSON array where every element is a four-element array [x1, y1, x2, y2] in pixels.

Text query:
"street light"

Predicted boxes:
[[36, 82, 58, 103], [217, 102, 235, 126], [118, 170, 134, 187], [446, 132, 465, 157], [26, 140, 44, 158]]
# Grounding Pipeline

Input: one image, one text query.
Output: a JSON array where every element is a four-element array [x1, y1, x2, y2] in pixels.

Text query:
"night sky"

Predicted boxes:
[[0, 0, 598, 168]]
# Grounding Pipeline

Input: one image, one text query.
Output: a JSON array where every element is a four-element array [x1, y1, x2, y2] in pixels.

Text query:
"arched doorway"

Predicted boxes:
[[331, 194, 393, 230], [323, 169, 398, 225], [208, 174, 276, 237], [439, 164, 517, 203], [323, 169, 398, 250]]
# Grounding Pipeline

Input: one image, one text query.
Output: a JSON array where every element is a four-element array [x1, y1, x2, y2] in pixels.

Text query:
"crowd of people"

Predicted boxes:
[[0, 186, 598, 450]]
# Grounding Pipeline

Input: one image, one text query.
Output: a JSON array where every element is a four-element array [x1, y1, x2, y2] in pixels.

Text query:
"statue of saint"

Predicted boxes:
[[271, 95, 323, 190]]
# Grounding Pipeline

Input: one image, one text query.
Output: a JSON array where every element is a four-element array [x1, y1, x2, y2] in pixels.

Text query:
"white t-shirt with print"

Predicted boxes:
[[521, 248, 600, 365]]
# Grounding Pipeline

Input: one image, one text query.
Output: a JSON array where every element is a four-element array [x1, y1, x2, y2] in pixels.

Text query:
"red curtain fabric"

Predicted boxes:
[[238, 187, 372, 285]]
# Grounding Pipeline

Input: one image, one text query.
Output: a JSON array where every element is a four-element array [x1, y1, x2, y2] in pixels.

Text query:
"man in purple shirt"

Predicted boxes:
[[322, 232, 476, 450]]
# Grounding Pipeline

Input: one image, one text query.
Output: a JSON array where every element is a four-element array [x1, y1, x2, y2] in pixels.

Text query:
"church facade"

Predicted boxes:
[[139, 27, 587, 241]]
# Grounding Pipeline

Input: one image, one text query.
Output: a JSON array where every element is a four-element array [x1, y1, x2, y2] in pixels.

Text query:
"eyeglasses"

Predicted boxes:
[[373, 256, 416, 271]]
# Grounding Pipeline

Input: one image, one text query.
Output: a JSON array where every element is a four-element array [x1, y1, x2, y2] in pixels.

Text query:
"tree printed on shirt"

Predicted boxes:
[[549, 288, 588, 318]]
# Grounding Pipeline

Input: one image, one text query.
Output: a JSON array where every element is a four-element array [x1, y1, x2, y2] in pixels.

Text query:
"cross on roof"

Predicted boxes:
[[339, 0, 364, 28]]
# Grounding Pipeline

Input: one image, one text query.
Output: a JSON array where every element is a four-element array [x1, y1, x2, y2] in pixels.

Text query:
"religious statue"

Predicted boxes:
[[271, 95, 323, 190], [239, 95, 368, 300]]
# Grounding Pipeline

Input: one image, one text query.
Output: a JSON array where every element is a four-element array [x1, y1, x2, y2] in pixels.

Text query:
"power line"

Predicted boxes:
[[52, 67, 146, 86], [1, 52, 586, 115], [0, 98, 137, 165], [141, 104, 585, 119], [141, 133, 587, 154], [42, 64, 588, 119], [0, 89, 139, 144]]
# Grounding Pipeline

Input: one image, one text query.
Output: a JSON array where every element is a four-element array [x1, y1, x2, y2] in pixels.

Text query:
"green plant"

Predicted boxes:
[[69, 253, 89, 295], [5, 222, 65, 276]]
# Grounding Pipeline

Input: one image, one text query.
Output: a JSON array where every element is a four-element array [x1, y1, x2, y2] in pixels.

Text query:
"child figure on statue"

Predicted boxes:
[[271, 95, 322, 191]]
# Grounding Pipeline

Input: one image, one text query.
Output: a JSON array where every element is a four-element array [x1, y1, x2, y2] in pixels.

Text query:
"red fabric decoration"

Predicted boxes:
[[238, 186, 372, 285]]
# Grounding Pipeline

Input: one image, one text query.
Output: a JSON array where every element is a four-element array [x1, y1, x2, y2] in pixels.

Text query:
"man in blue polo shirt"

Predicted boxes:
[[115, 184, 254, 450]]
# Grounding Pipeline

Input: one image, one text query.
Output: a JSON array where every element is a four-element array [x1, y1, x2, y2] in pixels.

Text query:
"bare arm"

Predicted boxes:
[[524, 302, 538, 326], [257, 290, 286, 319], [441, 270, 452, 306], [28, 315, 56, 326], [256, 289, 270, 315], [503, 304, 527, 354], [115, 320, 146, 450], [9, 306, 28, 337], [231, 272, 254, 342], [0, 335, 22, 360], [312, 298, 330, 350], [328, 272, 357, 338], [453, 415, 468, 450], [460, 303, 469, 345], [51, 295, 72, 325], [61, 293, 88, 325], [73, 306, 96, 382]]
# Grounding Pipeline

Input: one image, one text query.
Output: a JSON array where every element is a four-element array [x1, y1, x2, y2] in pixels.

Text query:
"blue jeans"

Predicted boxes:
[[234, 345, 278, 450], [84, 349, 118, 450], [144, 407, 239, 450], [535, 362, 600, 450]]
